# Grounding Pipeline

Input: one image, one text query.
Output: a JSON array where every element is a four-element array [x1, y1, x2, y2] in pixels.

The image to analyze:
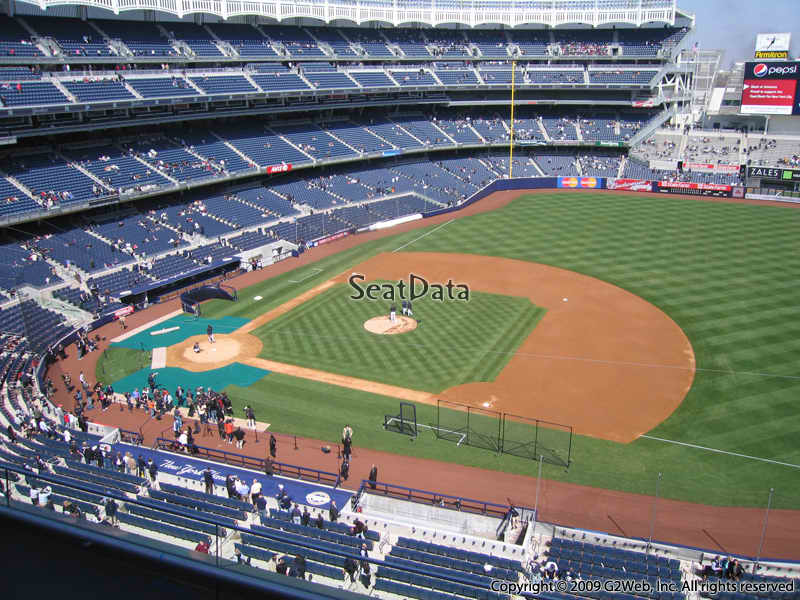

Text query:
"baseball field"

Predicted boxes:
[[97, 190, 800, 511]]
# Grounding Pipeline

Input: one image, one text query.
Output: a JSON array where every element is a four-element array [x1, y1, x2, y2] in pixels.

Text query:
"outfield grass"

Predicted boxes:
[[250, 282, 545, 392], [96, 346, 150, 384], [145, 192, 800, 508]]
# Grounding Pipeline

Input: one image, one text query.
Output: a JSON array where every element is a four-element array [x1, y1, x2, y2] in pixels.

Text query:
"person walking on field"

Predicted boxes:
[[119, 314, 127, 331], [207, 324, 215, 344]]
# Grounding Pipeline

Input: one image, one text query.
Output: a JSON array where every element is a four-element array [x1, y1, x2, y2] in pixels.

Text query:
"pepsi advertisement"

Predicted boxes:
[[741, 61, 800, 115]]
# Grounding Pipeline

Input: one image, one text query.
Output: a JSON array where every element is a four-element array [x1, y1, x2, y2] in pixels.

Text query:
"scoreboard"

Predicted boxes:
[[741, 62, 800, 116]]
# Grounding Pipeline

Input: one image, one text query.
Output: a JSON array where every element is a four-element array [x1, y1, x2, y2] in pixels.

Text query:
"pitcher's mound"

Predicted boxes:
[[364, 316, 418, 335], [181, 335, 242, 364]]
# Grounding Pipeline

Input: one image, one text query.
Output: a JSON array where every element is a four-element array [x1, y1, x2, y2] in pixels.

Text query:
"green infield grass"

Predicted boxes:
[[103, 191, 800, 509], [96, 346, 151, 384], [250, 282, 545, 392]]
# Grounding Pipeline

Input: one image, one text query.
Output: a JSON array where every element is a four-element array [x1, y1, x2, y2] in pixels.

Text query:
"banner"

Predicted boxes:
[[748, 165, 800, 182], [114, 305, 134, 318], [557, 176, 601, 189], [312, 230, 350, 246], [683, 162, 740, 175], [266, 163, 292, 174], [607, 179, 652, 192], [656, 181, 732, 197], [741, 61, 800, 115]]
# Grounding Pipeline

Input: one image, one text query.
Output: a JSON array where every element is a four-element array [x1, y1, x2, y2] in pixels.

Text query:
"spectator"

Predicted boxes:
[[368, 464, 378, 489], [291, 503, 302, 524], [315, 512, 324, 529], [250, 478, 262, 505], [203, 467, 214, 495], [329, 500, 339, 523], [300, 506, 311, 527]]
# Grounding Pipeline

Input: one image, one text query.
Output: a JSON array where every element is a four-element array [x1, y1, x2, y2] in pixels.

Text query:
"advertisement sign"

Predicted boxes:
[[557, 176, 600, 189], [754, 33, 791, 59], [741, 61, 800, 115], [313, 231, 350, 246], [607, 179, 653, 192], [747, 166, 800, 182], [266, 163, 292, 174], [656, 181, 732, 197], [683, 162, 740, 175]]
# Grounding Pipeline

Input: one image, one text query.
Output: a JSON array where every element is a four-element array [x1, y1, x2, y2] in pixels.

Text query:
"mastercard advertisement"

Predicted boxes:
[[557, 177, 600, 189]]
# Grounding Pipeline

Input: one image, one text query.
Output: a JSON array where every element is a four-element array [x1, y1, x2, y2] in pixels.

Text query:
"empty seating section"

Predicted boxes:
[[391, 70, 438, 86], [384, 29, 430, 58], [304, 71, 358, 89], [469, 116, 507, 143], [127, 77, 200, 98], [67, 145, 171, 193], [149, 253, 199, 280], [548, 537, 681, 585], [189, 75, 257, 95], [0, 300, 68, 351], [577, 154, 622, 177], [0, 241, 61, 288], [0, 178, 41, 218], [36, 228, 132, 273], [5, 154, 103, 206], [349, 71, 396, 88], [227, 229, 275, 251], [249, 72, 309, 92], [0, 81, 69, 107], [541, 117, 578, 141], [308, 27, 356, 57], [0, 67, 40, 81], [201, 194, 271, 227], [63, 79, 134, 102], [273, 125, 355, 160], [341, 28, 392, 57], [260, 26, 324, 57], [0, 16, 41, 57], [392, 117, 450, 146], [91, 214, 187, 256], [470, 30, 509, 58], [326, 122, 391, 153], [158, 202, 234, 237], [207, 23, 276, 57], [235, 188, 299, 218], [162, 23, 221, 57], [53, 286, 123, 314], [479, 68, 525, 85], [123, 138, 223, 182], [589, 70, 657, 84], [31, 17, 112, 57], [89, 268, 147, 295], [434, 69, 479, 85], [366, 121, 421, 148], [95, 20, 176, 57], [179, 133, 255, 173], [222, 126, 312, 167], [510, 30, 549, 56], [432, 116, 482, 144], [528, 70, 584, 84], [534, 153, 579, 175], [579, 116, 618, 141]]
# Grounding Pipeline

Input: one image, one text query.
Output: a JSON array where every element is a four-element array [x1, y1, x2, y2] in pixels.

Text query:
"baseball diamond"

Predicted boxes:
[[6, 2, 800, 593], [86, 189, 800, 524]]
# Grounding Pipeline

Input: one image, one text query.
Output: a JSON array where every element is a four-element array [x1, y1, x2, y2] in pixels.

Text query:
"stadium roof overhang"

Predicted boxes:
[[13, 0, 681, 29]]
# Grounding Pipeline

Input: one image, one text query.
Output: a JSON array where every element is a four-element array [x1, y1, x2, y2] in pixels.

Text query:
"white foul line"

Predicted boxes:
[[288, 267, 323, 284], [639, 435, 800, 470], [392, 219, 455, 253], [384, 417, 467, 446]]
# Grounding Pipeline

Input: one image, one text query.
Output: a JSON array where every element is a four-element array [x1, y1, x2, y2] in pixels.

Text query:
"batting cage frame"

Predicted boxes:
[[384, 402, 418, 437], [435, 399, 572, 466]]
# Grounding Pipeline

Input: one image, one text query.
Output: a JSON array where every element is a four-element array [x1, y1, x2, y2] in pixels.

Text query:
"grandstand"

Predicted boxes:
[[3, 0, 800, 597]]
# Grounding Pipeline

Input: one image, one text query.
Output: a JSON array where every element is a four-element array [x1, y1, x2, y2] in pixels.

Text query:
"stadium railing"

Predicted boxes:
[[154, 438, 339, 486], [356, 479, 523, 520]]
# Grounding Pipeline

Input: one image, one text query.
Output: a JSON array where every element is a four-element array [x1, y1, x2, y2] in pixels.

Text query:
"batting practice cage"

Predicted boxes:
[[436, 399, 573, 467], [384, 402, 418, 436], [180, 283, 238, 315]]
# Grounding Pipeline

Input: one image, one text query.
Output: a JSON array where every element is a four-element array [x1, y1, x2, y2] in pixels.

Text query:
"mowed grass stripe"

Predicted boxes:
[[252, 282, 543, 393]]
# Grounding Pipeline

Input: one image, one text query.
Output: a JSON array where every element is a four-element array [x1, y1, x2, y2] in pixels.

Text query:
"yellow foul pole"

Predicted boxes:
[[509, 60, 516, 179]]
